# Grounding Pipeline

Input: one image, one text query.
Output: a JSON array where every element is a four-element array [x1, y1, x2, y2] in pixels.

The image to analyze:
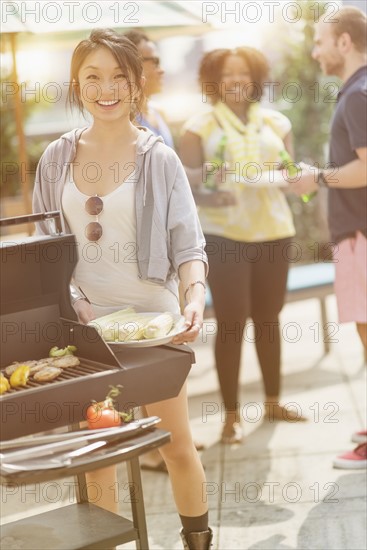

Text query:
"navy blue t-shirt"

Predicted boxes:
[[328, 65, 367, 243]]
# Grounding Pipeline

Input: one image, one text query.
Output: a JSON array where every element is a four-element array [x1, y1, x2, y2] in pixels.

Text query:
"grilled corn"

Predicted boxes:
[[143, 313, 174, 339], [89, 307, 136, 331], [99, 317, 151, 342], [90, 309, 175, 342], [116, 320, 146, 341]]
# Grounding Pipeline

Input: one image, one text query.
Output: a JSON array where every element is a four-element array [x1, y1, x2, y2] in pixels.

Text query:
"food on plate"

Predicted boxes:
[[113, 318, 152, 342], [0, 374, 10, 395], [49, 345, 77, 357], [88, 307, 142, 341], [89, 308, 176, 342], [88, 307, 136, 330], [9, 365, 30, 388], [143, 312, 174, 339], [33, 366, 63, 382], [86, 385, 133, 429], [52, 355, 80, 369]]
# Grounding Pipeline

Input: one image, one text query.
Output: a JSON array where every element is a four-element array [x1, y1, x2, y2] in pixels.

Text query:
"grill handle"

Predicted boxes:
[[0, 211, 62, 235]]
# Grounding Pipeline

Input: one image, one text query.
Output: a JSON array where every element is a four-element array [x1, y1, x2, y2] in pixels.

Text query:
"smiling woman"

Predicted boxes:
[[32, 28, 212, 548]]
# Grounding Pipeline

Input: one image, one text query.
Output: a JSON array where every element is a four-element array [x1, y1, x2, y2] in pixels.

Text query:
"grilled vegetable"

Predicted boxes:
[[4, 361, 37, 377], [52, 355, 80, 369], [0, 374, 10, 395], [143, 313, 174, 340], [90, 308, 158, 342], [89, 307, 143, 341], [34, 366, 62, 382], [90, 308, 175, 342], [49, 345, 77, 358], [88, 307, 136, 331], [9, 365, 30, 388], [29, 359, 55, 376], [117, 319, 152, 342]]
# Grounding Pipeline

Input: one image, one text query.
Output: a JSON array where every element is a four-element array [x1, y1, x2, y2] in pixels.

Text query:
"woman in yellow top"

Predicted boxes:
[[180, 47, 303, 444]]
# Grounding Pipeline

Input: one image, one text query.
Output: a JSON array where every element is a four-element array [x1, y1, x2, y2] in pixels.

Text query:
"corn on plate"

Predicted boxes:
[[89, 310, 187, 348]]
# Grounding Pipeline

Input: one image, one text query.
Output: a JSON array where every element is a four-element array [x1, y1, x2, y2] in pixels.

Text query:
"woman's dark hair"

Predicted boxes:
[[67, 28, 144, 117], [199, 47, 269, 104]]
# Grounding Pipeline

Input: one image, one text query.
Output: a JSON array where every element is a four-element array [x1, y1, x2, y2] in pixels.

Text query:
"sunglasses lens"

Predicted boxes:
[[85, 222, 103, 241], [85, 196, 103, 215]]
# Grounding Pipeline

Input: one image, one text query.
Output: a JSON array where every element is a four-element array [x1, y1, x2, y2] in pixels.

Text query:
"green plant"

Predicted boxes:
[[1, 73, 49, 197]]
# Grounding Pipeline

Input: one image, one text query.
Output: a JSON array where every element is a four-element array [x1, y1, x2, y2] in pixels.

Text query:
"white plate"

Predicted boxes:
[[100, 313, 187, 349]]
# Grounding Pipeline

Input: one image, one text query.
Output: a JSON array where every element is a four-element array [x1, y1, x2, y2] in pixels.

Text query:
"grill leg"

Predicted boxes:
[[75, 471, 89, 503], [320, 297, 330, 354], [126, 457, 149, 550]]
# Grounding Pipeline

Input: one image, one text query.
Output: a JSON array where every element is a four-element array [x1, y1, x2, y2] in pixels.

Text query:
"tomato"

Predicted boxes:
[[86, 400, 122, 429], [85, 385, 133, 429]]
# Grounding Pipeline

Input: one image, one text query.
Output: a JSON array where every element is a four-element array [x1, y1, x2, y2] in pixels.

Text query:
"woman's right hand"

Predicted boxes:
[[73, 299, 96, 325]]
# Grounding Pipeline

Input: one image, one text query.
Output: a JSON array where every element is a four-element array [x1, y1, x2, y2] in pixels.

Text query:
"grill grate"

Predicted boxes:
[[2, 361, 118, 395]]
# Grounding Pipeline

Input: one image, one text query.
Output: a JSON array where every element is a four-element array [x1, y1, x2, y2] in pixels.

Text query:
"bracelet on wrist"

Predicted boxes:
[[317, 170, 329, 188], [184, 280, 206, 302]]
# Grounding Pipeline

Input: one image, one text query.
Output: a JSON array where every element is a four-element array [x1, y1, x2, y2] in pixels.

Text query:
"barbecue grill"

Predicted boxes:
[[0, 212, 195, 440]]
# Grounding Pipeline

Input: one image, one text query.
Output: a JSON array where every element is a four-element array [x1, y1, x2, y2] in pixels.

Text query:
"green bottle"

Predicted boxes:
[[279, 150, 316, 203], [206, 135, 227, 190]]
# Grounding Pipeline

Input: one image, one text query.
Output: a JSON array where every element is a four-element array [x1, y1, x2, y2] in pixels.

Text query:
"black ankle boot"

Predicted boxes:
[[180, 527, 213, 550]]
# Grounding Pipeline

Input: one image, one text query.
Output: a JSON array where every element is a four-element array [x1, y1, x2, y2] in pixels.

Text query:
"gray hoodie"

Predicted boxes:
[[33, 127, 208, 299]]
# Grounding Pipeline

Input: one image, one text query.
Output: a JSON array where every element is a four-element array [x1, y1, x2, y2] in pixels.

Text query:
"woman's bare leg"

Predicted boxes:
[[85, 466, 118, 513], [145, 382, 207, 516]]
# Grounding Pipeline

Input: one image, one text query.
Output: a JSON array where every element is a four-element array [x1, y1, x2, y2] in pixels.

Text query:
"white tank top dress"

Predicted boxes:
[[61, 168, 180, 318]]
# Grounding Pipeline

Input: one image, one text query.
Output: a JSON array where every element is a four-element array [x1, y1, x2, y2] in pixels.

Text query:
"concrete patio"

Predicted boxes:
[[120, 295, 367, 549]]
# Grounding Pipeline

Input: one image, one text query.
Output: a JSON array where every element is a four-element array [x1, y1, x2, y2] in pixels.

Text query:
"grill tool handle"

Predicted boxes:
[[0, 211, 62, 235]]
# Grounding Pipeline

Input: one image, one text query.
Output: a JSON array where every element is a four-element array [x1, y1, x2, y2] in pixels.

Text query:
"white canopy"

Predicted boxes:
[[1, 1, 210, 35]]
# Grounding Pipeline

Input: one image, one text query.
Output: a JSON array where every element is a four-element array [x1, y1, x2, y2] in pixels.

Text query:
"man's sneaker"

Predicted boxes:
[[351, 430, 367, 444], [333, 442, 367, 469]]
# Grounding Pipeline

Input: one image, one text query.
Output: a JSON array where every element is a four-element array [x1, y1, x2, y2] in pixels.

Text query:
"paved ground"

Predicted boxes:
[[1, 296, 366, 549]]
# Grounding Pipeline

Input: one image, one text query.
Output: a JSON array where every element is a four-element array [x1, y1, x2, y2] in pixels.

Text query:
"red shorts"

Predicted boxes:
[[334, 231, 367, 324]]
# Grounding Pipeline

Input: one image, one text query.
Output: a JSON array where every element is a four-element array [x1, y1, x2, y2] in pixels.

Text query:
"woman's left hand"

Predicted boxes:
[[171, 301, 203, 345]]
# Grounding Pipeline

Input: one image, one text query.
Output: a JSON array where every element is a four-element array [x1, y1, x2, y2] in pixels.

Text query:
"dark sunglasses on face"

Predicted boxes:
[[85, 195, 103, 242], [142, 56, 161, 67]]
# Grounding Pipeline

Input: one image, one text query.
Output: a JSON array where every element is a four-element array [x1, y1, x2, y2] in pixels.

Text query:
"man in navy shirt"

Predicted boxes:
[[290, 5, 367, 469]]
